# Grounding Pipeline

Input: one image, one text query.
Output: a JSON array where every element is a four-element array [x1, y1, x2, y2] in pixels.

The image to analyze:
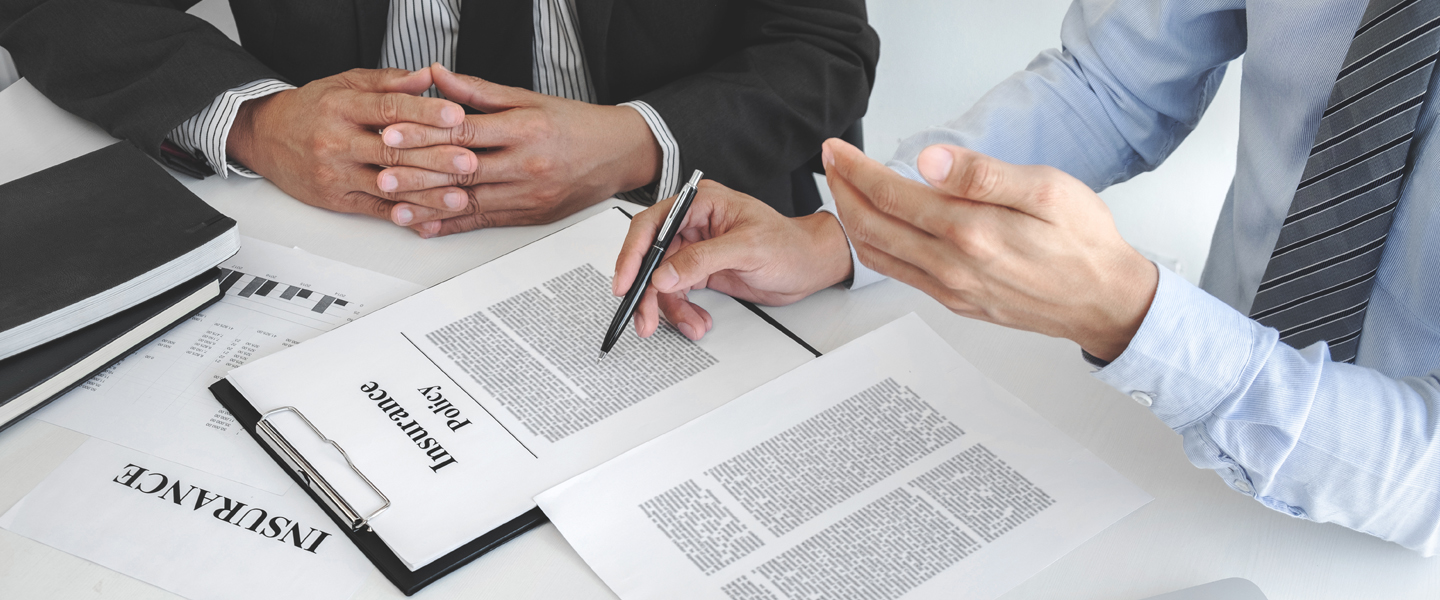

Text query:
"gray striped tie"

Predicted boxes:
[[1250, 0, 1440, 363]]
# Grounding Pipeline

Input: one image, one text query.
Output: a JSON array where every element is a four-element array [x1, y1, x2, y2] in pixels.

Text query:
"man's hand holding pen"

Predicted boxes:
[[610, 178, 852, 343]]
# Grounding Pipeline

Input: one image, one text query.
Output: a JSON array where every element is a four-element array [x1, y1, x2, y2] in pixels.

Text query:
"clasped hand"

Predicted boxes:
[[228, 63, 660, 237], [614, 139, 1158, 361]]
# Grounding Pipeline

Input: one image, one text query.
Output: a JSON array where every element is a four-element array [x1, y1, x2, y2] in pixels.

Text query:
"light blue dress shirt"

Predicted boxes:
[[824, 0, 1440, 554]]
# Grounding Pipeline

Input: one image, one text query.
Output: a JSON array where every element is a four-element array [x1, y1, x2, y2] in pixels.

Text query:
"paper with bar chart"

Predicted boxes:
[[35, 237, 422, 492]]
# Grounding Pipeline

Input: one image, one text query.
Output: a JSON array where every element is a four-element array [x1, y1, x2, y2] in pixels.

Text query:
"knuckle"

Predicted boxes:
[[847, 215, 877, 245], [378, 94, 401, 124], [853, 242, 881, 271], [676, 247, 706, 275], [868, 180, 904, 214], [381, 145, 404, 167], [1029, 168, 1068, 205], [339, 68, 366, 85], [938, 218, 968, 244], [528, 113, 555, 138], [935, 266, 972, 291], [942, 291, 976, 315], [317, 92, 342, 114], [311, 136, 343, 161], [460, 188, 481, 214], [452, 120, 479, 147], [523, 155, 555, 178], [452, 166, 481, 188], [959, 156, 1002, 199], [953, 226, 996, 262]]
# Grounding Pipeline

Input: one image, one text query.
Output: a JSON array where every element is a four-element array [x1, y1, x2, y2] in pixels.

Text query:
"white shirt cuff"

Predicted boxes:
[[618, 100, 682, 203], [815, 197, 887, 289], [812, 160, 940, 290], [167, 79, 295, 179], [1091, 264, 1276, 429]]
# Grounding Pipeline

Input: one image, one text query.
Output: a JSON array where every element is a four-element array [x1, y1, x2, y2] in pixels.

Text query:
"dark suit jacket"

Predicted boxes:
[[0, 0, 878, 215]]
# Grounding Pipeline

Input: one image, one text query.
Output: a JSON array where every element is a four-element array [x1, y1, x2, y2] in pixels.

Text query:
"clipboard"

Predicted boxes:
[[210, 378, 548, 596], [205, 207, 822, 595]]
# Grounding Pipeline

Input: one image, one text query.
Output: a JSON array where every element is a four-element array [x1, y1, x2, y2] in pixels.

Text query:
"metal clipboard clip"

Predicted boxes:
[[255, 406, 391, 532]]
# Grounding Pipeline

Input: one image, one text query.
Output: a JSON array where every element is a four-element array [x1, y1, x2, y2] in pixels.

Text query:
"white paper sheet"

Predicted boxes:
[[225, 208, 819, 570], [36, 237, 423, 493], [536, 314, 1152, 600], [0, 438, 371, 600]]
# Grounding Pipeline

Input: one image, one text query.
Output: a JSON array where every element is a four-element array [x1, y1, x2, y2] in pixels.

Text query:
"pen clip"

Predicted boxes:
[[256, 406, 391, 532], [657, 170, 703, 243]]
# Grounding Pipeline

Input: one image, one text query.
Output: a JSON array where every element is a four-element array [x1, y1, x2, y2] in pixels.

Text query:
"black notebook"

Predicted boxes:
[[0, 143, 240, 360], [0, 269, 224, 432], [208, 209, 819, 595]]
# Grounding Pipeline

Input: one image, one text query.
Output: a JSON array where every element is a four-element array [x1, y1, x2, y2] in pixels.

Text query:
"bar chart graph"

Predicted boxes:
[[219, 268, 352, 315], [37, 239, 422, 493]]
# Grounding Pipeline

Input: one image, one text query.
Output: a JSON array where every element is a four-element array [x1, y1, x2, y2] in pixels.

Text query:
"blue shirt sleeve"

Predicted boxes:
[[1097, 266, 1440, 556], [886, 0, 1247, 190], [826, 0, 1247, 290], [874, 0, 1440, 554]]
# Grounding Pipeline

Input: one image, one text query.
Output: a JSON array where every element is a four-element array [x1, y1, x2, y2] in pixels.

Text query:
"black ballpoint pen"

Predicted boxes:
[[599, 169, 704, 360]]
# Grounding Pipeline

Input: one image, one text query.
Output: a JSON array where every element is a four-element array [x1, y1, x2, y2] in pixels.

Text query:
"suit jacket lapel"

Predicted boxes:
[[353, 0, 389, 69], [575, 0, 615, 102]]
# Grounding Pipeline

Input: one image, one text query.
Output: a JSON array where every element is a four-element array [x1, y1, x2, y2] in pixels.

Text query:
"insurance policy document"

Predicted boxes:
[[537, 314, 1151, 600], [224, 208, 817, 570], [34, 237, 422, 492], [0, 438, 371, 600]]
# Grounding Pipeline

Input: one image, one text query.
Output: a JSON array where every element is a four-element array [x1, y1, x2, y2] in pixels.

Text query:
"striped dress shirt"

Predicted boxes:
[[169, 0, 681, 203]]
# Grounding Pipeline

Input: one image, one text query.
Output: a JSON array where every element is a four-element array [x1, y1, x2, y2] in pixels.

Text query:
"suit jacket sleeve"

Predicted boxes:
[[0, 0, 284, 156], [631, 0, 878, 202]]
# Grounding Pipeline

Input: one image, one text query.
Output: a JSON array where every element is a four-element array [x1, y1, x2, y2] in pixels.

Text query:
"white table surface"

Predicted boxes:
[[0, 79, 1435, 600]]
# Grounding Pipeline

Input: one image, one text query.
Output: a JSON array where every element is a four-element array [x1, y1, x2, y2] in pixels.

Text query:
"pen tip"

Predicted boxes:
[[597, 351, 607, 362]]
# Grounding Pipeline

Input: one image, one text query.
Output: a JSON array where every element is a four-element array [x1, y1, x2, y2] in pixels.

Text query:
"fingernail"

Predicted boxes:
[[444, 192, 466, 210], [382, 128, 403, 146], [395, 207, 413, 225], [822, 144, 834, 168], [918, 146, 954, 184], [379, 173, 398, 192], [654, 264, 679, 291], [634, 318, 645, 336], [677, 322, 697, 340], [435, 63, 451, 74], [442, 105, 463, 126], [453, 153, 472, 172]]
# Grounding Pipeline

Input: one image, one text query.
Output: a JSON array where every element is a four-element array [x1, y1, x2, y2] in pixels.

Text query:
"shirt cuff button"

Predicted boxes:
[[1234, 479, 1254, 494], [1130, 390, 1155, 407]]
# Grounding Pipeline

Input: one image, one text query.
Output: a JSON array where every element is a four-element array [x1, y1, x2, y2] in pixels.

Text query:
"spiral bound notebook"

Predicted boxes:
[[209, 208, 819, 595]]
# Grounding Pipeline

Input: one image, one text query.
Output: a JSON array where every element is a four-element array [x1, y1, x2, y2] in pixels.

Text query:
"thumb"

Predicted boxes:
[[430, 63, 527, 113], [651, 236, 756, 295], [915, 144, 1052, 216]]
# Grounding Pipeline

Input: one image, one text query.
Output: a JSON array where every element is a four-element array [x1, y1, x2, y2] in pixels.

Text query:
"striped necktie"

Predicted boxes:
[[1249, 0, 1440, 363]]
